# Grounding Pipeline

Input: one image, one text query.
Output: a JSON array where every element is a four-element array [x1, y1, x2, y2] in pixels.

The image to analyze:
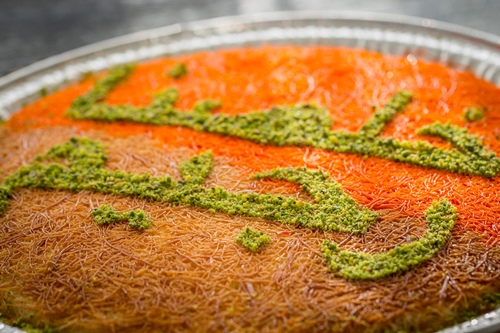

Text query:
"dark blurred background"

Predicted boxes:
[[1, 0, 499, 76]]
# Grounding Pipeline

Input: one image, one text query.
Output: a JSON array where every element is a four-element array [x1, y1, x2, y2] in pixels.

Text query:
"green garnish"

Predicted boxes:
[[463, 106, 486, 122], [236, 226, 272, 252], [322, 199, 457, 280], [92, 204, 153, 230], [69, 63, 136, 114], [179, 151, 214, 184], [0, 138, 459, 279], [359, 90, 413, 137], [65, 65, 500, 178], [167, 62, 188, 79], [8, 312, 56, 333], [0, 138, 378, 234], [39, 87, 48, 97]]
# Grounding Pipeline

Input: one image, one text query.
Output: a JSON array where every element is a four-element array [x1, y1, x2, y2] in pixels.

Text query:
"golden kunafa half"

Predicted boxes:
[[1, 46, 500, 333]]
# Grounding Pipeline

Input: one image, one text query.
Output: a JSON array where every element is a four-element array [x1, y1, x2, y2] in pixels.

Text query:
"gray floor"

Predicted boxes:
[[1, 0, 500, 76]]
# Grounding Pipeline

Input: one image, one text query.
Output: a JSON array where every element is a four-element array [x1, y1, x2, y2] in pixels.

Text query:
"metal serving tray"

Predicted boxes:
[[0, 11, 499, 333]]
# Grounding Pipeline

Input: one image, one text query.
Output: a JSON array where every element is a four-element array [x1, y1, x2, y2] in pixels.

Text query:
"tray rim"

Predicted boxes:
[[1, 10, 500, 89]]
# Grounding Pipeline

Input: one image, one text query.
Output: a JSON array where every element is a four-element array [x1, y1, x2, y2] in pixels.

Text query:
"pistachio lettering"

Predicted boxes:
[[65, 65, 500, 178], [0, 138, 457, 280]]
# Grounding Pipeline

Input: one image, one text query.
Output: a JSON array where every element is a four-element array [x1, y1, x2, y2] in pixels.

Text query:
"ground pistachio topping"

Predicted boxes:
[[65, 65, 500, 178], [69, 64, 136, 114], [10, 320, 55, 333], [0, 138, 377, 234], [92, 204, 153, 230], [359, 90, 413, 137], [236, 226, 272, 252], [463, 106, 486, 122], [0, 138, 458, 280], [322, 199, 457, 280], [166, 62, 188, 79], [179, 151, 214, 184], [457, 293, 500, 323]]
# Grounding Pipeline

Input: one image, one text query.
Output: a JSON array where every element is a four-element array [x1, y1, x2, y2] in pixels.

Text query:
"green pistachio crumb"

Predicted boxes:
[[66, 63, 136, 119], [454, 292, 500, 324], [463, 106, 486, 122], [322, 199, 457, 280], [167, 62, 188, 79], [359, 90, 413, 137], [8, 312, 56, 333], [0, 185, 13, 214], [236, 226, 271, 252], [92, 204, 153, 230], [40, 87, 48, 97], [179, 151, 213, 184]]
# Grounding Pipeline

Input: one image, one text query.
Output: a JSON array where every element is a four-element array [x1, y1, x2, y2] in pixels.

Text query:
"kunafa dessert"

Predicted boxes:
[[1, 45, 500, 332]]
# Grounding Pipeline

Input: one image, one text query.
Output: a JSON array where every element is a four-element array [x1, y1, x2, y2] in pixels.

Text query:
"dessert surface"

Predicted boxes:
[[1, 46, 500, 332]]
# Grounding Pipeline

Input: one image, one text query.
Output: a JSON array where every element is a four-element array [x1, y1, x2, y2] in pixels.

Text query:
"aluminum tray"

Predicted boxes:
[[1, 11, 499, 333]]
